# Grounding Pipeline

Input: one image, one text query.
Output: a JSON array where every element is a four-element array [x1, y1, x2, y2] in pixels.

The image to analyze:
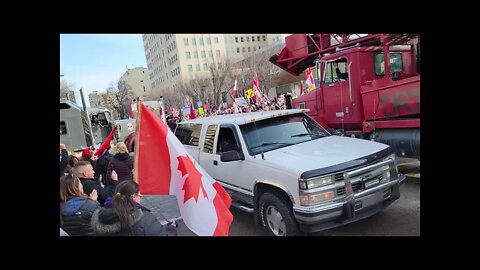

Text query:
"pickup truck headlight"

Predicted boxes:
[[299, 175, 334, 190], [383, 153, 398, 178]]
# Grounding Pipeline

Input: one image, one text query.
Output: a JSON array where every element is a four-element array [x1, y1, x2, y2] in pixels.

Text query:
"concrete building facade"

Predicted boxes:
[[88, 91, 103, 107], [142, 34, 290, 96], [120, 67, 152, 99]]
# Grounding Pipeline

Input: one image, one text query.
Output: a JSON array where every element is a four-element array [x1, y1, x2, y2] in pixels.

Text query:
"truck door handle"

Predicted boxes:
[[213, 160, 218, 166]]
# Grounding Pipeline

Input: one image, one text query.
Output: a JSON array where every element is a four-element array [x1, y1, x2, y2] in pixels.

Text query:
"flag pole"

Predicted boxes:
[[133, 97, 141, 183]]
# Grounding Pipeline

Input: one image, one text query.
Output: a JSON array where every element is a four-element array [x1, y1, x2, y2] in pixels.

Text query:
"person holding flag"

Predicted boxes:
[[252, 74, 263, 104], [231, 77, 239, 113], [134, 101, 233, 236]]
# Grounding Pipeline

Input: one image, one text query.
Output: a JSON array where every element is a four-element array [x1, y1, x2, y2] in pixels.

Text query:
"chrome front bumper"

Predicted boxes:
[[293, 159, 406, 232]]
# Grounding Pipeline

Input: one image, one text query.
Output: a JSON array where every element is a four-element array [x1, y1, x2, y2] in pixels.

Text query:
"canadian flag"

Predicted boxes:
[[136, 103, 233, 236], [299, 81, 304, 96], [189, 102, 196, 120], [305, 67, 316, 92], [94, 127, 117, 157]]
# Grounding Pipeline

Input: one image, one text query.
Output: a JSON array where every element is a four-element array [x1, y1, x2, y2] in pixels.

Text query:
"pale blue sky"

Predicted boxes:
[[60, 34, 147, 107]]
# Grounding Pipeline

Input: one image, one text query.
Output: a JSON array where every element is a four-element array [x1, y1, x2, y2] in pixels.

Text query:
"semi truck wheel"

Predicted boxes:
[[259, 192, 299, 236]]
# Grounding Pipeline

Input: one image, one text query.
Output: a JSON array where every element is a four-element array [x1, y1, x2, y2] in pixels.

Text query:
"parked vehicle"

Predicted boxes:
[[60, 99, 114, 151], [270, 34, 420, 159], [174, 109, 405, 236]]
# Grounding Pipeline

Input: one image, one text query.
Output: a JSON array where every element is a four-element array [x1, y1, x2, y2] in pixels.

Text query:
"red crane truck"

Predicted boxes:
[[270, 34, 420, 159]]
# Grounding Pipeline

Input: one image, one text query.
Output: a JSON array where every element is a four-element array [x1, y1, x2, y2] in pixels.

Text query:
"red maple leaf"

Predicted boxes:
[[177, 155, 208, 203]]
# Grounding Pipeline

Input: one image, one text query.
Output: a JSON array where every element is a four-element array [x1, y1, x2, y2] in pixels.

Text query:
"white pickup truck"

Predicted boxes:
[[174, 109, 405, 236]]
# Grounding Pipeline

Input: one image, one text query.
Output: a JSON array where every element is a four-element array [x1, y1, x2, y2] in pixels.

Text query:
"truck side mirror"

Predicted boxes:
[[220, 150, 245, 162]]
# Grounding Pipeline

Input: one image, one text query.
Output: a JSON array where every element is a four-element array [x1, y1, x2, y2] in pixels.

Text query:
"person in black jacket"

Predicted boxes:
[[94, 147, 112, 186], [74, 161, 117, 206], [60, 175, 100, 236], [106, 142, 134, 187], [91, 181, 176, 236], [60, 143, 69, 177]]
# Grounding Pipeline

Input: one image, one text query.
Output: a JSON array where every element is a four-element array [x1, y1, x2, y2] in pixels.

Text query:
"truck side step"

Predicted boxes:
[[231, 201, 254, 213]]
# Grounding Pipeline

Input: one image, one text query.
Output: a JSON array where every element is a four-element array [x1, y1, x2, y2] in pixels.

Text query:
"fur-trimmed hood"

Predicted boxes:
[[91, 207, 144, 236]]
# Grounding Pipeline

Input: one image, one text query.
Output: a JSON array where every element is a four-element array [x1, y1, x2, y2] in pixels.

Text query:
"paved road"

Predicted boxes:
[[143, 168, 420, 236]]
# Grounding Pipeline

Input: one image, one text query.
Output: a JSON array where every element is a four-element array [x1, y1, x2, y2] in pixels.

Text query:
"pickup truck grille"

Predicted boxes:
[[336, 175, 384, 196], [334, 161, 386, 197]]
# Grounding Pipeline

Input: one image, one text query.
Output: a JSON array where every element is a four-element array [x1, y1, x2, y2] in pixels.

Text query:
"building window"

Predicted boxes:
[[253, 47, 256, 51], [246, 37, 250, 42], [259, 46, 261, 49], [201, 51, 206, 58], [208, 51, 213, 57], [237, 47, 240, 53], [216, 50, 220, 57], [199, 38, 204, 45], [214, 37, 219, 43], [257, 36, 260, 41], [188, 65, 193, 72], [203, 63, 208, 71], [142, 70, 145, 74], [241, 37, 244, 42], [140, 80, 144, 82], [196, 64, 200, 71], [207, 37, 211, 45], [186, 51, 191, 59], [242, 47, 246, 53], [252, 36, 255, 42], [184, 38, 189, 46], [194, 51, 198, 58], [192, 38, 196, 45], [263, 35, 266, 41], [235, 37, 238, 43]]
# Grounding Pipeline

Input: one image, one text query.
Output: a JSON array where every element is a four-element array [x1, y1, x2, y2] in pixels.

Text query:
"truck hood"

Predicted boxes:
[[261, 136, 389, 176]]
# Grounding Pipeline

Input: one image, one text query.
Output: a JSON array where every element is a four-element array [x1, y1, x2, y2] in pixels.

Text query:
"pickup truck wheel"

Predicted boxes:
[[259, 192, 299, 236]]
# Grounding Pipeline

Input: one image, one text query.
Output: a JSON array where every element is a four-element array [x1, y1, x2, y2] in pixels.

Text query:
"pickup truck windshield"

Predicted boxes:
[[240, 113, 330, 155]]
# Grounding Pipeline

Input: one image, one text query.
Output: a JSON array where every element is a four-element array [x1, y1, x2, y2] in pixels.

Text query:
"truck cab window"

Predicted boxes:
[[217, 128, 239, 154], [175, 123, 202, 146], [374, 53, 403, 76], [60, 121, 67, 134], [96, 113, 108, 126], [324, 59, 348, 84]]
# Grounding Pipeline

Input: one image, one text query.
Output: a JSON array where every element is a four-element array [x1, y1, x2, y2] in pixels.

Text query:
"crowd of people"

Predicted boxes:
[[166, 94, 292, 132], [60, 93, 295, 236], [59, 142, 177, 236]]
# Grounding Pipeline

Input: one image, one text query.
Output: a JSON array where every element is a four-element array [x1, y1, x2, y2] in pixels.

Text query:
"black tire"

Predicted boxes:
[[259, 192, 300, 236]]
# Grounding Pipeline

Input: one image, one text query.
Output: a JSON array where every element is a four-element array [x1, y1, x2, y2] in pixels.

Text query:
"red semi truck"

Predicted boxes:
[[270, 34, 420, 159]]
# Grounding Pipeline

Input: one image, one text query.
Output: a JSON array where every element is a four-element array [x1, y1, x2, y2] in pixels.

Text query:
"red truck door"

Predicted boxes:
[[322, 58, 354, 129]]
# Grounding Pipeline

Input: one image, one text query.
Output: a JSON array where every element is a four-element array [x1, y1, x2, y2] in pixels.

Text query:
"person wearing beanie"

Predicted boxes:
[[81, 147, 95, 167]]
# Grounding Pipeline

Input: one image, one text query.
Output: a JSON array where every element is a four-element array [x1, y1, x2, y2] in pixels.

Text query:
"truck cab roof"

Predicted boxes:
[[180, 109, 310, 126]]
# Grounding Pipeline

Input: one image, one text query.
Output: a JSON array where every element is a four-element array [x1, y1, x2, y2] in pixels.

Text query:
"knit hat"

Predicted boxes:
[[82, 148, 92, 157]]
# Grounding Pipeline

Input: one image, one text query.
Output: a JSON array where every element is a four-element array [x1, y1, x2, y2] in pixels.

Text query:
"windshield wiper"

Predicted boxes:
[[291, 133, 324, 138], [251, 142, 294, 150]]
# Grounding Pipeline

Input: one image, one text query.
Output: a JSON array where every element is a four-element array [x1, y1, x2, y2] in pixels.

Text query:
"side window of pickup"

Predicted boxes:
[[175, 123, 202, 146], [216, 127, 239, 154], [203, 125, 217, 153]]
